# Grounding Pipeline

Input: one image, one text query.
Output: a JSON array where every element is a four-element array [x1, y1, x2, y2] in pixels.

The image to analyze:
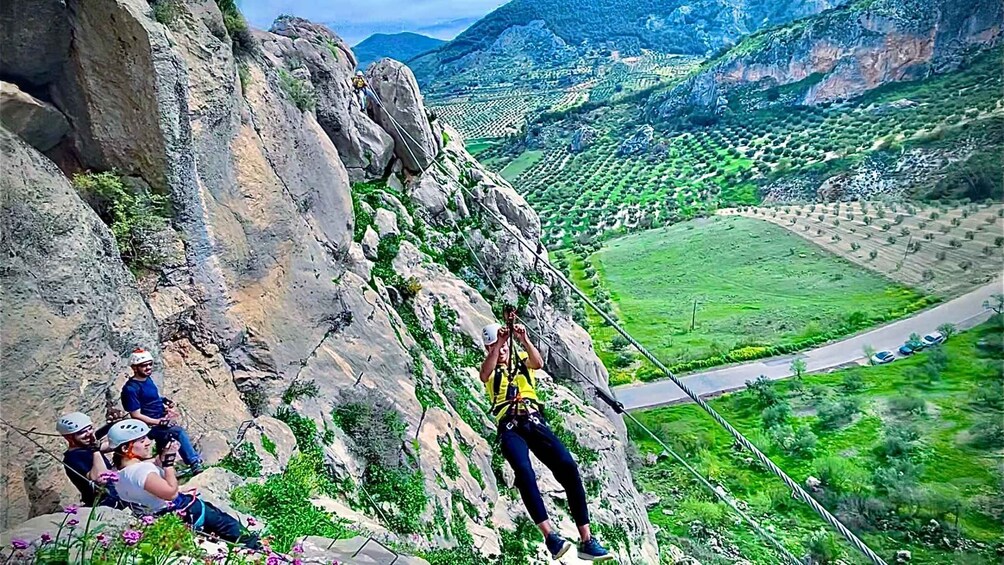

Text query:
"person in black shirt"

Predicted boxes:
[[57, 412, 123, 508]]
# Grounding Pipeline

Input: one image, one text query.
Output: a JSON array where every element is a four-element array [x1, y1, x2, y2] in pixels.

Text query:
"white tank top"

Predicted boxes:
[[117, 462, 171, 513]]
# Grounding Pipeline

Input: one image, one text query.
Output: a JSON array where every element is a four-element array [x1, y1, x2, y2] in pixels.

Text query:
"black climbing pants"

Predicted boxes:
[[498, 413, 590, 527]]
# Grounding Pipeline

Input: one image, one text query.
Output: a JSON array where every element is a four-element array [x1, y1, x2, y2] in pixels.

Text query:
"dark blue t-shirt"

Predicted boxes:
[[63, 448, 121, 507], [121, 378, 165, 419]]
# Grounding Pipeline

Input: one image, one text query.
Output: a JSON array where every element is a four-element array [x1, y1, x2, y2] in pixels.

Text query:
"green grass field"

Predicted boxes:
[[586, 216, 933, 378], [628, 322, 1004, 564], [499, 150, 544, 182], [465, 138, 497, 156]]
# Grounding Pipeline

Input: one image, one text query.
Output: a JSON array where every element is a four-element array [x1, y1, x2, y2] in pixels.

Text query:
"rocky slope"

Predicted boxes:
[[411, 0, 847, 86], [0, 1, 658, 562], [650, 0, 1002, 117]]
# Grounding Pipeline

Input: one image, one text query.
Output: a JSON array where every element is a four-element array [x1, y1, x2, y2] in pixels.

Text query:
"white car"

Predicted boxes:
[[871, 350, 896, 364], [921, 332, 945, 347]]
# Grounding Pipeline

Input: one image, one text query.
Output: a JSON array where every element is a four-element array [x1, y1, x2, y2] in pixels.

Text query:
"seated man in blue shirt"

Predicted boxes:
[[121, 348, 203, 475], [57, 411, 124, 508]]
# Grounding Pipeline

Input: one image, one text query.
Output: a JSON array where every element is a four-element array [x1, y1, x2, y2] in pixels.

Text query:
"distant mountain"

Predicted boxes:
[[648, 0, 1004, 118], [412, 0, 849, 84], [353, 32, 447, 69]]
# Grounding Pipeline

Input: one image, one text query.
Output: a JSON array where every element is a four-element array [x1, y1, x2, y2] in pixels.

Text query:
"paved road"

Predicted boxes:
[[613, 281, 1002, 410]]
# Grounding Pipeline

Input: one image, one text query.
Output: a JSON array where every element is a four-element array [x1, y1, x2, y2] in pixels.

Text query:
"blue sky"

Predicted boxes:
[[240, 0, 508, 44]]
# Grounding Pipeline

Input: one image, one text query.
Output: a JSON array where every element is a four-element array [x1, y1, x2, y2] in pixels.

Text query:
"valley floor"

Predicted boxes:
[[628, 322, 1004, 564]]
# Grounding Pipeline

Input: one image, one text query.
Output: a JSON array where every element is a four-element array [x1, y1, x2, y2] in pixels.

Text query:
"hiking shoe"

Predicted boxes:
[[189, 462, 204, 476], [578, 537, 614, 561], [545, 533, 572, 560]]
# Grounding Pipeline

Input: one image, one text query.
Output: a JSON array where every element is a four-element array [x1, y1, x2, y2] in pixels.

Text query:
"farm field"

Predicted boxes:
[[722, 200, 1004, 298], [503, 48, 1002, 248], [426, 52, 701, 141], [629, 321, 1004, 564], [570, 216, 935, 382]]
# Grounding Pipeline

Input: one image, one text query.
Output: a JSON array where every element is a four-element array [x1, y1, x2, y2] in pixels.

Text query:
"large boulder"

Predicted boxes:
[[0, 0, 70, 88], [0, 128, 159, 527], [261, 17, 395, 181], [365, 59, 439, 173], [0, 81, 70, 152]]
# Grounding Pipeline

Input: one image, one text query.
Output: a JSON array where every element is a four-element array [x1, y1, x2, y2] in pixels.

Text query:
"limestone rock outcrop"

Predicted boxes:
[[0, 82, 70, 152], [260, 17, 395, 181], [366, 59, 440, 173], [0, 129, 160, 525]]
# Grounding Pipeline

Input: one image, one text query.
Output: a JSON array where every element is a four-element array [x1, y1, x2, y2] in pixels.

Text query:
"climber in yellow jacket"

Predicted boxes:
[[352, 71, 369, 111], [480, 307, 613, 562]]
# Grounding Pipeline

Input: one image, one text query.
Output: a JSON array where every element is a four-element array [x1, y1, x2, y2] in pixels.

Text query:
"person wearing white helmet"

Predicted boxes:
[[109, 419, 260, 549], [351, 70, 369, 111], [57, 411, 124, 508], [120, 348, 203, 475], [478, 307, 612, 561]]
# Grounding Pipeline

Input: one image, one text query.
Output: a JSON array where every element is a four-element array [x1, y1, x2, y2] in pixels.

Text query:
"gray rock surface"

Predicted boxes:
[[261, 17, 395, 180], [0, 0, 70, 87], [0, 81, 70, 152], [365, 59, 439, 172], [0, 129, 160, 526], [373, 207, 400, 238]]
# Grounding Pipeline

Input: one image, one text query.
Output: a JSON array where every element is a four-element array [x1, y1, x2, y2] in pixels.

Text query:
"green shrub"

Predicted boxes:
[[817, 398, 860, 429], [971, 417, 1004, 448], [813, 456, 867, 495], [278, 69, 315, 112], [260, 433, 278, 457], [889, 395, 926, 414], [805, 530, 843, 564], [281, 379, 319, 404], [151, 0, 179, 25], [214, 0, 255, 54], [438, 435, 460, 480], [761, 402, 790, 429], [217, 442, 262, 478], [72, 171, 171, 271], [231, 453, 353, 552], [332, 389, 428, 533]]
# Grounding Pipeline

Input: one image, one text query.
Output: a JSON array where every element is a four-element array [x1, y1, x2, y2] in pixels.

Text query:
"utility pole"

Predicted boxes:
[[691, 298, 698, 332]]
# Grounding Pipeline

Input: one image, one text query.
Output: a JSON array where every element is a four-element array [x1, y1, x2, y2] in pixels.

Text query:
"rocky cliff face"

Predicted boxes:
[[652, 0, 1002, 117], [0, 1, 657, 561]]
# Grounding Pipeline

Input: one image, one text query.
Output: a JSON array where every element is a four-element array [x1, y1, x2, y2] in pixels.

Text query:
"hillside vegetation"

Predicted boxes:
[[629, 321, 1004, 563], [492, 48, 1001, 248]]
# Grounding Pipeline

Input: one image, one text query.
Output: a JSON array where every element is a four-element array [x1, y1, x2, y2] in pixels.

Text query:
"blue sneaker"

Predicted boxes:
[[545, 533, 572, 560], [578, 537, 614, 561]]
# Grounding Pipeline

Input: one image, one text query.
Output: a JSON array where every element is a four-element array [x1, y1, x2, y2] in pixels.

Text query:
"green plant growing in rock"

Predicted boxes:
[[278, 69, 315, 111], [217, 442, 262, 478], [72, 171, 172, 272], [331, 389, 428, 534]]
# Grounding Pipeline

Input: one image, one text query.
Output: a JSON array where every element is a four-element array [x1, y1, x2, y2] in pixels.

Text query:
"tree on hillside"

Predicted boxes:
[[936, 323, 957, 340], [984, 293, 1004, 326]]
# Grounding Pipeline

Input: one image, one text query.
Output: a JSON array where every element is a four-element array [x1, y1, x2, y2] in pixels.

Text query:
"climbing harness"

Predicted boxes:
[[364, 86, 889, 565]]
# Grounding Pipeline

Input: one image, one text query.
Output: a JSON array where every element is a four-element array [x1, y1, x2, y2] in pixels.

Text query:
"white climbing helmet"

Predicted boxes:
[[56, 412, 93, 436], [107, 419, 151, 449], [482, 323, 502, 347], [129, 348, 154, 366], [355, 70, 364, 77]]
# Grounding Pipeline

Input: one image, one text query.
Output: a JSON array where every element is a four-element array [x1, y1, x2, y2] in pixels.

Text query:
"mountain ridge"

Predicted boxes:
[[354, 31, 446, 69]]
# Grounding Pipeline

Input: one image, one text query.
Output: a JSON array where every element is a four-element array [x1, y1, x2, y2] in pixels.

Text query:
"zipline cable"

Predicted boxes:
[[366, 86, 888, 565]]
